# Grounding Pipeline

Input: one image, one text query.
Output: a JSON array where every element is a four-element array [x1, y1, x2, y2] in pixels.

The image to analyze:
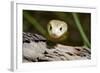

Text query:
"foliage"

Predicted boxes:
[[23, 10, 91, 48]]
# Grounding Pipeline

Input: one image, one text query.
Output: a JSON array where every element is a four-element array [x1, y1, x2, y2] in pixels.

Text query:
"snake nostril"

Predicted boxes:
[[52, 34, 56, 36]]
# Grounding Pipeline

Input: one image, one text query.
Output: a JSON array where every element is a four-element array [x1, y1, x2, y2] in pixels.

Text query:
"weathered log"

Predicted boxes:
[[23, 32, 91, 62]]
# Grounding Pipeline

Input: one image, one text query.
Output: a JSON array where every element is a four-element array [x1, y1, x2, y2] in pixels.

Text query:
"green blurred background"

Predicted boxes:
[[23, 10, 91, 47]]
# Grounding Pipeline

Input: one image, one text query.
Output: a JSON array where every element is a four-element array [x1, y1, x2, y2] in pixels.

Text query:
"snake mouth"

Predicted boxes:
[[50, 34, 60, 39]]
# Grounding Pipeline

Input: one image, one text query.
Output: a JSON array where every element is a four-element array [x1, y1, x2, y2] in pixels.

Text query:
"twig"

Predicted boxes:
[[72, 13, 90, 48]]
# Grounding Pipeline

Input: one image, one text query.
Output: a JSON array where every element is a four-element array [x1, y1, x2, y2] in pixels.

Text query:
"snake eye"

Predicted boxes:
[[60, 27, 62, 31], [49, 25, 52, 30]]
